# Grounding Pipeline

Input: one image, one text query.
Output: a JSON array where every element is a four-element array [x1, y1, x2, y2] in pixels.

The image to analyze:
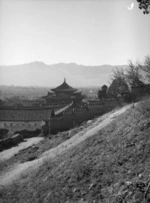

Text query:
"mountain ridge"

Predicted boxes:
[[0, 61, 128, 87], [0, 61, 127, 68]]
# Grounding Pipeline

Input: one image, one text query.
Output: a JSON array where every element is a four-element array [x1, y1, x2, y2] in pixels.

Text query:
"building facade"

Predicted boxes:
[[0, 107, 51, 135]]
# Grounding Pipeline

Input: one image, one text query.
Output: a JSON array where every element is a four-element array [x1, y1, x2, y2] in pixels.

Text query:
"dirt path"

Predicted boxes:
[[0, 105, 131, 186], [0, 137, 44, 161]]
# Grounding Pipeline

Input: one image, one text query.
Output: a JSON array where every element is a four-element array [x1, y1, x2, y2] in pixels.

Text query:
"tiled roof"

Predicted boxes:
[[0, 108, 51, 121], [51, 79, 77, 93], [55, 102, 73, 115]]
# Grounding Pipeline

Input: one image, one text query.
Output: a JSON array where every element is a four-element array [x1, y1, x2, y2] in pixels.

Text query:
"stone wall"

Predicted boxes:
[[50, 99, 121, 134], [131, 85, 150, 99]]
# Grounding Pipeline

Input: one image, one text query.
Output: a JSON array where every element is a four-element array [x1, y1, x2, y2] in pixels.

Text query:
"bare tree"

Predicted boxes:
[[141, 56, 150, 82], [137, 0, 150, 14], [126, 60, 144, 87], [108, 67, 129, 97], [112, 67, 124, 79]]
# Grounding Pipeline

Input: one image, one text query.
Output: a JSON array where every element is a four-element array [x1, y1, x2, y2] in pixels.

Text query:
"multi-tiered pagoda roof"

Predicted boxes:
[[51, 78, 77, 93], [42, 79, 83, 105]]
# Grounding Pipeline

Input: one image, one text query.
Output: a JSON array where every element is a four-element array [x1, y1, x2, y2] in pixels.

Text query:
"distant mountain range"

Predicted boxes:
[[0, 61, 128, 87]]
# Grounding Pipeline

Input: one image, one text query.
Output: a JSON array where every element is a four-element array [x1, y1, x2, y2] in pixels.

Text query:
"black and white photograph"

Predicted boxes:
[[0, 0, 150, 202]]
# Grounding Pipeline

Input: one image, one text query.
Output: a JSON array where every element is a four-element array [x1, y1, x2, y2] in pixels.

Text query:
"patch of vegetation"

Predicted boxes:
[[14, 129, 41, 139], [0, 125, 86, 172], [0, 129, 9, 140], [0, 97, 150, 203]]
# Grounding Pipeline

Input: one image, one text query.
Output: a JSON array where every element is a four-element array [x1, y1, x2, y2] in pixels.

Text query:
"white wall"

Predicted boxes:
[[0, 121, 43, 135]]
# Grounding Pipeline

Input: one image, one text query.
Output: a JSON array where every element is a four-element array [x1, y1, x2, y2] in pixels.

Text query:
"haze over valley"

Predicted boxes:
[[0, 62, 128, 87]]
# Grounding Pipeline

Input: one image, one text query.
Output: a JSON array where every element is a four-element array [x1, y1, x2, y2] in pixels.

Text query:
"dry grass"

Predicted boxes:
[[0, 97, 150, 203], [0, 126, 82, 173]]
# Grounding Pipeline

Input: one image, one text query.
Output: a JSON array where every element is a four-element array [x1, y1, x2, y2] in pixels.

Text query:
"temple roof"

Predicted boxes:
[[51, 78, 77, 93]]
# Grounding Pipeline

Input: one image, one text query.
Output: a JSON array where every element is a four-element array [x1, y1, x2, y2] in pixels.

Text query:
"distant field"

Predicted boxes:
[[0, 86, 49, 100], [0, 85, 100, 100]]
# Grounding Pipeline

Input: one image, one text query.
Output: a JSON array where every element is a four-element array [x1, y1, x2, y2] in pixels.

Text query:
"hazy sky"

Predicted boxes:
[[0, 0, 150, 66]]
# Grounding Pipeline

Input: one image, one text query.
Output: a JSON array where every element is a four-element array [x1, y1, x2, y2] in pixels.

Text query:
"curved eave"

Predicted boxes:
[[51, 88, 77, 93], [74, 91, 82, 94], [51, 79, 77, 93]]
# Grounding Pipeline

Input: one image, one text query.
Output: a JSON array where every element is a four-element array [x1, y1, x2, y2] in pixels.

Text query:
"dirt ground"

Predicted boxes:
[[0, 137, 44, 161], [0, 105, 131, 186]]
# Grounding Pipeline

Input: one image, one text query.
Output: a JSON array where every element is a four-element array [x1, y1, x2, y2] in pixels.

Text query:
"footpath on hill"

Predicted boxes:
[[0, 137, 44, 161], [0, 104, 131, 186]]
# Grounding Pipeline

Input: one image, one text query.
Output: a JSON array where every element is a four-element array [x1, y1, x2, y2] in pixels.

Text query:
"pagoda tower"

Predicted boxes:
[[43, 79, 83, 105]]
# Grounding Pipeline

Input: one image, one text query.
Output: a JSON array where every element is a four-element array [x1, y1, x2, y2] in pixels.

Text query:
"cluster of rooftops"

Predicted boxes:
[[1, 78, 150, 122], [0, 79, 83, 122]]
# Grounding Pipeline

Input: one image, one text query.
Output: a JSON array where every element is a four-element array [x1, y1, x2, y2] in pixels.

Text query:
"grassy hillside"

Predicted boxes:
[[0, 97, 150, 203]]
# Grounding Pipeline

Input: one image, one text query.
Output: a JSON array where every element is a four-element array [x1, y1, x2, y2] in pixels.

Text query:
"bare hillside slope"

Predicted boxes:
[[0, 98, 150, 203]]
